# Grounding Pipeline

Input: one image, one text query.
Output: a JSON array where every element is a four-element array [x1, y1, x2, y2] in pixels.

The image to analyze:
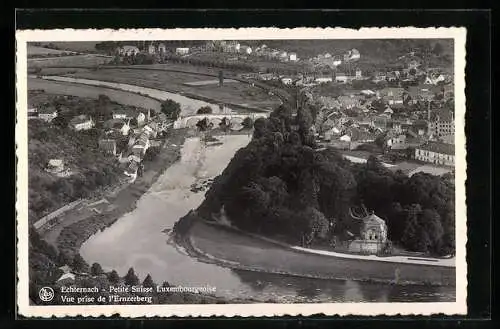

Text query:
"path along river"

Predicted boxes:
[[80, 134, 456, 303], [35, 75, 235, 116]]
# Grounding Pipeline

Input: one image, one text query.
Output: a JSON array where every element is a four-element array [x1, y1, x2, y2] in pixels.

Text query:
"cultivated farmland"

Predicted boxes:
[[28, 54, 113, 69], [65, 67, 282, 111], [27, 45, 77, 56], [28, 78, 162, 111]]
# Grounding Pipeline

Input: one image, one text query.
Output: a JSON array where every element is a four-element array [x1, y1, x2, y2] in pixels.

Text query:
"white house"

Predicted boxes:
[[118, 121, 130, 136], [69, 115, 94, 131], [315, 76, 333, 84], [415, 141, 454, 166], [38, 108, 58, 122], [112, 109, 133, 120], [46, 159, 65, 174], [355, 69, 363, 79], [281, 77, 293, 85], [240, 45, 252, 55], [98, 139, 117, 156], [425, 74, 446, 85], [118, 45, 140, 56], [361, 90, 376, 97], [137, 112, 146, 126], [158, 43, 166, 54], [323, 126, 342, 141], [28, 106, 38, 119], [339, 134, 352, 142], [175, 47, 190, 55], [345, 48, 361, 61], [221, 41, 240, 53], [289, 52, 297, 61]]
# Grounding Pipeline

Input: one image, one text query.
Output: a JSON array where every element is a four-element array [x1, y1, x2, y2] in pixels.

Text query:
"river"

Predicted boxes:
[[80, 134, 455, 303]]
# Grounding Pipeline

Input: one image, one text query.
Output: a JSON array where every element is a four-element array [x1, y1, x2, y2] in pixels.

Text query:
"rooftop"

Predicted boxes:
[[120, 45, 139, 51], [69, 115, 92, 125], [431, 108, 454, 122], [417, 141, 454, 155]]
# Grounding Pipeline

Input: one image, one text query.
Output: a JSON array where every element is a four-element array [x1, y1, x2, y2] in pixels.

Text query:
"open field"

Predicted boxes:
[[35, 41, 101, 53], [28, 54, 113, 68], [27, 45, 77, 56], [64, 67, 282, 111], [28, 78, 162, 111]]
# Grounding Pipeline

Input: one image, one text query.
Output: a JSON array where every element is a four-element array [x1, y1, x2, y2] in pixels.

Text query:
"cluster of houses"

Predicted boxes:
[[202, 41, 299, 62], [97, 109, 169, 182], [116, 42, 168, 57], [309, 48, 361, 69], [116, 42, 194, 57], [28, 104, 96, 131], [250, 68, 365, 87], [249, 50, 452, 91], [370, 57, 452, 86], [30, 97, 170, 182], [313, 83, 455, 167]]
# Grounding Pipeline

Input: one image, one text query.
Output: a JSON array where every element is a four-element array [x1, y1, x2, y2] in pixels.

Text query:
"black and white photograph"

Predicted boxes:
[[16, 27, 467, 317]]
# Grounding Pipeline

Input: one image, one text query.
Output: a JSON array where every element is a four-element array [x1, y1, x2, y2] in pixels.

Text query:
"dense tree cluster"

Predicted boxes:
[[198, 101, 455, 255], [160, 99, 181, 120], [196, 106, 213, 114]]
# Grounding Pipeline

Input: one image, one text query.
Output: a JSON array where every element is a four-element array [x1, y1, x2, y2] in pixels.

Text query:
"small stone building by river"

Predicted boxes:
[[343, 207, 389, 255]]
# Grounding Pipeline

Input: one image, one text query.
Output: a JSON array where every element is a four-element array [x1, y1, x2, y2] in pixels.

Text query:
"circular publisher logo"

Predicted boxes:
[[39, 287, 54, 302]]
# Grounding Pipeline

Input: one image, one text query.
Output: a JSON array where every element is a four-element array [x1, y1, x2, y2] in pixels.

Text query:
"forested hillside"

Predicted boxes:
[[198, 101, 455, 256], [28, 94, 130, 221]]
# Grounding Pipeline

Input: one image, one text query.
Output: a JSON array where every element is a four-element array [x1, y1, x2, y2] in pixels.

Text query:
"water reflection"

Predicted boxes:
[[231, 269, 455, 303]]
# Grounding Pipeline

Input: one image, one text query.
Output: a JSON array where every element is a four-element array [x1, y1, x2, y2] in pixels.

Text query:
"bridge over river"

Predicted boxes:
[[173, 113, 269, 129]]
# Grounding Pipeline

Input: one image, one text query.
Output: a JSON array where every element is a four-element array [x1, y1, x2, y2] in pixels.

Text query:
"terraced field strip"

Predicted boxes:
[[28, 78, 162, 111]]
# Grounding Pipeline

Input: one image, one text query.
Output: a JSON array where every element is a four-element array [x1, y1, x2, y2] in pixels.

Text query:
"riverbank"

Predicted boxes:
[[55, 129, 187, 258], [174, 213, 455, 287]]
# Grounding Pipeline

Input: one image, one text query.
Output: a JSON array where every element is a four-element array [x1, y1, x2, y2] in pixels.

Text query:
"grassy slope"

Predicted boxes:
[[28, 78, 162, 111]]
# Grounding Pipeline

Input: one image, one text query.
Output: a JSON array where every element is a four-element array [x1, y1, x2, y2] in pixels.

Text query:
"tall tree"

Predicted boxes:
[[142, 274, 155, 288], [161, 99, 181, 120], [71, 254, 88, 273], [108, 270, 120, 284], [124, 267, 139, 286], [90, 262, 104, 276]]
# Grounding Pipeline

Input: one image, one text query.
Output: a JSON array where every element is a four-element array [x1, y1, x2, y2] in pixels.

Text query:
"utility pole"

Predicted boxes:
[[296, 88, 299, 110]]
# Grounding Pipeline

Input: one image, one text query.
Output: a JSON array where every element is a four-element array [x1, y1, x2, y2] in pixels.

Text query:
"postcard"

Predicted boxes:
[[16, 27, 467, 317]]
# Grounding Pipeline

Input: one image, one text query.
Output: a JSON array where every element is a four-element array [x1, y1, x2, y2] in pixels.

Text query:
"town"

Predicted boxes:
[[30, 39, 455, 181]]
